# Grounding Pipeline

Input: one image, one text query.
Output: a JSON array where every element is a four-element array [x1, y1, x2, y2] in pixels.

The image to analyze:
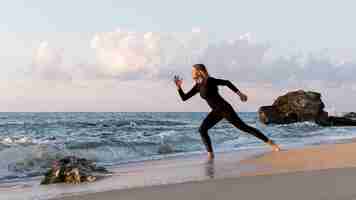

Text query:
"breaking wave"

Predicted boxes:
[[0, 112, 356, 182]]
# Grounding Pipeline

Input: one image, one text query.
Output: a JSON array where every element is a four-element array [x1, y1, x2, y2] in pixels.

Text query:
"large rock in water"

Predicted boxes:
[[344, 112, 356, 120], [258, 90, 356, 126], [258, 90, 324, 124], [41, 156, 109, 185]]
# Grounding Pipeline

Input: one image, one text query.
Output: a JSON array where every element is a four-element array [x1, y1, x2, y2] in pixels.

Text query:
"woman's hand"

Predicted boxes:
[[239, 93, 248, 102], [174, 75, 183, 89]]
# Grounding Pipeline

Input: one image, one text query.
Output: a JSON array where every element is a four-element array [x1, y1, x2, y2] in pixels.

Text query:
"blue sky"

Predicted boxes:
[[0, 1, 356, 112], [2, 1, 355, 46]]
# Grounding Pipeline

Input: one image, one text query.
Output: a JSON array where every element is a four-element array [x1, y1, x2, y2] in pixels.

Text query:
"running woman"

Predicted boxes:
[[174, 64, 280, 160]]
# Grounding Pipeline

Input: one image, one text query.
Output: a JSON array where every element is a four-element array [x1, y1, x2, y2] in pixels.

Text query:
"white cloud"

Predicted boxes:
[[27, 29, 356, 88], [90, 28, 208, 79], [3, 23, 356, 112], [31, 41, 71, 80]]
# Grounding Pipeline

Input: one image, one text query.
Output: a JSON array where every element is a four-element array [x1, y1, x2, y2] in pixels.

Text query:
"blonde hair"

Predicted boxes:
[[193, 64, 209, 79]]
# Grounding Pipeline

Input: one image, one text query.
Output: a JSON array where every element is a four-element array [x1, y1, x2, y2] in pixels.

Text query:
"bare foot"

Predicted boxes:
[[268, 140, 281, 152], [208, 152, 215, 160], [271, 144, 281, 152]]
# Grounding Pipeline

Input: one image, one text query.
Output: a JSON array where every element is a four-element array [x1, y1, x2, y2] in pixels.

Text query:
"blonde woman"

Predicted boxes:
[[174, 64, 280, 160]]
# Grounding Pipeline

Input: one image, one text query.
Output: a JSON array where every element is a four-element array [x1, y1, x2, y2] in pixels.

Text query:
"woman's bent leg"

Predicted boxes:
[[199, 111, 223, 153]]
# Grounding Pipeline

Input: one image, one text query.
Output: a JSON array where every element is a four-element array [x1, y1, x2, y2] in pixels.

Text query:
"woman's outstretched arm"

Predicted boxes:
[[213, 77, 248, 102], [174, 75, 199, 101], [177, 84, 199, 101]]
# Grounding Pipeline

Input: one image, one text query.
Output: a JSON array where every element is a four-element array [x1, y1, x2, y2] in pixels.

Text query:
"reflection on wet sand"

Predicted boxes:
[[205, 159, 215, 179]]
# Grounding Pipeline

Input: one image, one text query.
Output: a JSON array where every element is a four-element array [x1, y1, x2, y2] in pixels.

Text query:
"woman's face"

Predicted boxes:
[[192, 67, 200, 81]]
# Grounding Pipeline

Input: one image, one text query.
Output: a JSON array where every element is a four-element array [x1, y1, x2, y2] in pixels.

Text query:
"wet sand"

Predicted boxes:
[[0, 149, 265, 200], [3, 141, 356, 200], [57, 167, 356, 200], [54, 142, 356, 200]]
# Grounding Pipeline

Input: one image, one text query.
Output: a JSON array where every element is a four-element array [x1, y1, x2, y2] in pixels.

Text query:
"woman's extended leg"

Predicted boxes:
[[225, 110, 280, 151], [199, 111, 223, 156]]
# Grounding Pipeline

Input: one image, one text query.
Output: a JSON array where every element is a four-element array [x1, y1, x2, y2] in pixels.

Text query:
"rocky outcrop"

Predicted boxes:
[[41, 156, 109, 185], [344, 112, 356, 120], [258, 90, 324, 124], [258, 90, 356, 126]]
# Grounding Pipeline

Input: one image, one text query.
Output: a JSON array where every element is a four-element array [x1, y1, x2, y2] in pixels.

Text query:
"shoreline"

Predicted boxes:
[[0, 137, 344, 185], [55, 140, 356, 200], [2, 140, 356, 199], [0, 146, 268, 200], [56, 167, 356, 200]]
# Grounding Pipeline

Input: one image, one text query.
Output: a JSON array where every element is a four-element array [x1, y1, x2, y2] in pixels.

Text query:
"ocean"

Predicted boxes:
[[0, 112, 355, 183]]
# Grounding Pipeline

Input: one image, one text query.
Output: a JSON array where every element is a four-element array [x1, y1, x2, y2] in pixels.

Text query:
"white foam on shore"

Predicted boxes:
[[3, 138, 356, 200], [0, 148, 267, 200]]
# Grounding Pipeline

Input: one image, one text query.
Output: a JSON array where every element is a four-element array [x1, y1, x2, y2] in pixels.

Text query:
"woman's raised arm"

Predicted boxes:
[[213, 78, 247, 102], [213, 78, 240, 93]]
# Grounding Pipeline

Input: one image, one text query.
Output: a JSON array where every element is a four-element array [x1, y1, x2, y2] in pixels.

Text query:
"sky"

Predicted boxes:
[[1, 0, 356, 112]]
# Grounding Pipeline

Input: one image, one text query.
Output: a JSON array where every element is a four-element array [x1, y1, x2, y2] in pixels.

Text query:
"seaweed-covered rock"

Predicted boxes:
[[41, 156, 109, 185]]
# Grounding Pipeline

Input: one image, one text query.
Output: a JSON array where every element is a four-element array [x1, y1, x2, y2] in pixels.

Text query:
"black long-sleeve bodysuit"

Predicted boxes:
[[178, 76, 269, 153]]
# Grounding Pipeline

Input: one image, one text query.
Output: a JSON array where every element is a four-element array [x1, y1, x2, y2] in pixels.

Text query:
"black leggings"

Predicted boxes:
[[199, 109, 270, 153]]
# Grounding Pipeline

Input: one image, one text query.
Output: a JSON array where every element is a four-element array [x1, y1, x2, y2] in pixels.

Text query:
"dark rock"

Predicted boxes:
[[316, 111, 356, 126], [258, 90, 324, 124], [344, 112, 356, 119], [41, 156, 109, 185], [158, 144, 175, 154], [48, 136, 56, 141], [259, 90, 356, 126]]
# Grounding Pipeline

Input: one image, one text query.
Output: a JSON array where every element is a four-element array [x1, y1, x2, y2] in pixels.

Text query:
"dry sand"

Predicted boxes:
[[240, 141, 356, 175]]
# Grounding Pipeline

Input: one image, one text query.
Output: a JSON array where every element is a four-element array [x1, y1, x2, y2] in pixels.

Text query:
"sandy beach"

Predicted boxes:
[[3, 141, 356, 200], [51, 141, 356, 200], [57, 167, 356, 200]]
